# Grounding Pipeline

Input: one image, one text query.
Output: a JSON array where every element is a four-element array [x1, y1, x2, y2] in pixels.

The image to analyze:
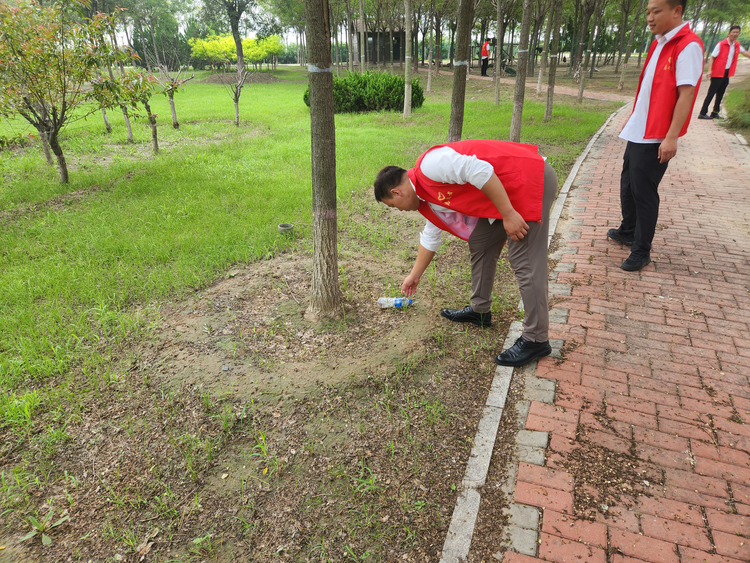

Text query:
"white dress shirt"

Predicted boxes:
[[619, 22, 703, 144], [414, 147, 494, 251]]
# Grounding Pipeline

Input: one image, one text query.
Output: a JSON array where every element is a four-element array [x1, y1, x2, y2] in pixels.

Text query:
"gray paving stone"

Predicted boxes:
[[516, 445, 546, 465], [515, 400, 530, 428], [462, 406, 503, 488], [549, 308, 570, 324], [507, 503, 540, 529], [567, 231, 581, 240], [516, 429, 549, 449], [504, 525, 538, 556], [572, 207, 586, 213], [440, 489, 481, 563], [486, 368, 513, 409], [548, 283, 572, 296], [570, 218, 584, 225]]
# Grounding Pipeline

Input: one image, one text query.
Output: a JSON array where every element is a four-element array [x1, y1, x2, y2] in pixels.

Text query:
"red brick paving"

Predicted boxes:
[[503, 63, 750, 562]]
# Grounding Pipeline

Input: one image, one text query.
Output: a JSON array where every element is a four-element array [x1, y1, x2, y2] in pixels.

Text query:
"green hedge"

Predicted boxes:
[[303, 71, 425, 113]]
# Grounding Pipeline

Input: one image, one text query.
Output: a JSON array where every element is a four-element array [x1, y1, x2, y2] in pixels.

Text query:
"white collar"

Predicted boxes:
[[656, 21, 689, 45]]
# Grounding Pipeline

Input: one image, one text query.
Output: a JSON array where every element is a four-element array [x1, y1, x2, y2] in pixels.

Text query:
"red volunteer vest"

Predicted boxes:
[[481, 41, 490, 57], [635, 25, 704, 139], [407, 140, 545, 241], [711, 38, 740, 78]]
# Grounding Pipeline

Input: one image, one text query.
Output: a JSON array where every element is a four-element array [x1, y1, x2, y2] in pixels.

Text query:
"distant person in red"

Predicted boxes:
[[607, 0, 703, 271], [481, 39, 491, 76], [698, 26, 750, 120]]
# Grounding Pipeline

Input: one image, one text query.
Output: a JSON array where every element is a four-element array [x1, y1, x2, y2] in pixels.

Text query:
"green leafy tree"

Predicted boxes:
[[0, 0, 126, 183]]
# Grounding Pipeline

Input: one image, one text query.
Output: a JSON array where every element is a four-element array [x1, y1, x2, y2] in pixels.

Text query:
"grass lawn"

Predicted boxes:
[[0, 66, 623, 562]]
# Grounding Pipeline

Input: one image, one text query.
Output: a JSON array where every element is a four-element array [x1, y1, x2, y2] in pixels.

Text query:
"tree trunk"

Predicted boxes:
[[39, 130, 54, 165], [588, 1, 604, 79], [101, 108, 112, 133], [427, 2, 435, 92], [544, 0, 563, 121], [404, 0, 413, 117], [359, 0, 366, 71], [121, 105, 134, 143], [509, 0, 533, 142], [537, 7, 554, 94], [168, 90, 179, 128], [447, 0, 473, 141], [48, 130, 69, 184], [577, 0, 597, 103], [573, 0, 594, 82], [494, 1, 506, 106], [618, 0, 645, 90], [304, 0, 343, 321], [345, 2, 354, 73], [143, 98, 159, 154]]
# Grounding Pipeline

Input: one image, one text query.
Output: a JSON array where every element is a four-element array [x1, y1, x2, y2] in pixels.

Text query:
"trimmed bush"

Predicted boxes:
[[303, 71, 424, 113]]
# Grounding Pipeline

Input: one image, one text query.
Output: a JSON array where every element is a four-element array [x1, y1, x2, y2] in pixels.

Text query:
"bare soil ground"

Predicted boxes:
[[0, 182, 524, 562]]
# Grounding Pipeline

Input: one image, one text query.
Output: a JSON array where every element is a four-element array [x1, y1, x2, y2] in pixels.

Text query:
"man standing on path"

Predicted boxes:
[[373, 140, 558, 367], [481, 39, 491, 76], [698, 26, 750, 120], [607, 0, 703, 271]]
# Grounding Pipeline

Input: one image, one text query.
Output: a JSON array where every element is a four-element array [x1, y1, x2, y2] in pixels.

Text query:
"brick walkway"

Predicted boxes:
[[502, 73, 750, 562]]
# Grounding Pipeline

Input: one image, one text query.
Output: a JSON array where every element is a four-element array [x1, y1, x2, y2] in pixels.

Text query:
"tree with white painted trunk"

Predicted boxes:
[[509, 0, 533, 142], [447, 0, 474, 141], [304, 0, 343, 321]]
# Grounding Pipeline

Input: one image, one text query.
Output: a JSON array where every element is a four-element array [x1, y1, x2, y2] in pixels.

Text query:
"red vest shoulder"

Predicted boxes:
[[635, 26, 704, 139]]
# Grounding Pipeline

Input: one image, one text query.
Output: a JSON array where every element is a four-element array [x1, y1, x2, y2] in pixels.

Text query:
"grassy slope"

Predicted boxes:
[[0, 68, 619, 394]]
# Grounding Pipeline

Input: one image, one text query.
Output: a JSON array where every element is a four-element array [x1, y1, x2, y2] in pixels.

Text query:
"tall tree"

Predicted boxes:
[[427, 0, 435, 91], [536, 4, 554, 93], [618, 0, 646, 89], [543, 0, 562, 121], [359, 0, 367, 70], [304, 0, 343, 321], [447, 0, 474, 141], [404, 0, 413, 117], [576, 0, 598, 102], [509, 0, 533, 142]]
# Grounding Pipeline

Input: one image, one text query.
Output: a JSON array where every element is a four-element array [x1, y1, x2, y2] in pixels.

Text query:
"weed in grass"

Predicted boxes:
[[353, 459, 381, 497], [190, 533, 217, 559], [250, 429, 280, 476], [214, 402, 234, 434], [20, 508, 69, 546]]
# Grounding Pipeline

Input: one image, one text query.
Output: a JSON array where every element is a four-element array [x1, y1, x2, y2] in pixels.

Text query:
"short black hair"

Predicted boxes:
[[730, 25, 741, 32], [373, 166, 407, 202], [664, 0, 687, 13]]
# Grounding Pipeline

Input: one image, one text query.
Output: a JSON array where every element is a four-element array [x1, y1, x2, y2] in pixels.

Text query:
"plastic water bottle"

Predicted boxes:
[[377, 297, 413, 308]]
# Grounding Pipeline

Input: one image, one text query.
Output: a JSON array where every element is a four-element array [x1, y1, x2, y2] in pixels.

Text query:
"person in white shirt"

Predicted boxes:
[[607, 0, 703, 272], [698, 26, 750, 119]]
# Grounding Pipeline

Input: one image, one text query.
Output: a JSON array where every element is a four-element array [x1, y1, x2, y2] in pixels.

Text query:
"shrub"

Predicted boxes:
[[303, 71, 424, 113]]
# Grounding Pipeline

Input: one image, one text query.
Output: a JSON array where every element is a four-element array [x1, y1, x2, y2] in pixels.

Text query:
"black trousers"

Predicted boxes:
[[618, 142, 669, 259], [700, 69, 730, 115], [481, 57, 489, 76]]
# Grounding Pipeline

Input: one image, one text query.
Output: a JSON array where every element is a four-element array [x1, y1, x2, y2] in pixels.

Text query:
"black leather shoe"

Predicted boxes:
[[711, 112, 723, 120], [440, 305, 492, 328], [621, 254, 651, 271], [495, 337, 552, 367], [607, 228, 634, 246], [698, 113, 712, 120]]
